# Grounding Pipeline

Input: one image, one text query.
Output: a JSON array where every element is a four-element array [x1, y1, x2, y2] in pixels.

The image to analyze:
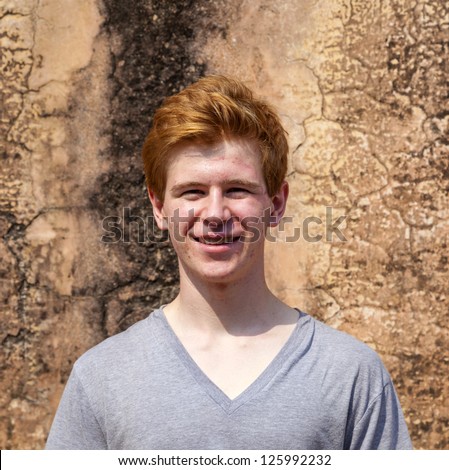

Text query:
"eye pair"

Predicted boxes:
[[182, 188, 250, 198]]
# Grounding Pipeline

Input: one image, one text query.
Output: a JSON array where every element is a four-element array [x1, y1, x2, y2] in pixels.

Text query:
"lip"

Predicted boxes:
[[189, 233, 242, 253]]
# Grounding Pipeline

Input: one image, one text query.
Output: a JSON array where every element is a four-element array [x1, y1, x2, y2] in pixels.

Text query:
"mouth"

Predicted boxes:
[[191, 234, 242, 245]]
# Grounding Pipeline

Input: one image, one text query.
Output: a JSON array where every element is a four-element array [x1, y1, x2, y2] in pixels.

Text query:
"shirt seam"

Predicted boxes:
[[353, 380, 392, 430]]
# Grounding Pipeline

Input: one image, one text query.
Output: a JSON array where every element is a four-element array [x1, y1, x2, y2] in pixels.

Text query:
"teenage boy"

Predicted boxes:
[[46, 76, 412, 449]]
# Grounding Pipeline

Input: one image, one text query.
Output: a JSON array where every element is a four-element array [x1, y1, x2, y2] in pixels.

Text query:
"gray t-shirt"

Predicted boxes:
[[46, 309, 412, 449]]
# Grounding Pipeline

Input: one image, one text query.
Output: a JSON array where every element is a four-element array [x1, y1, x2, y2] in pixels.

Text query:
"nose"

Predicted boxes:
[[203, 189, 231, 226]]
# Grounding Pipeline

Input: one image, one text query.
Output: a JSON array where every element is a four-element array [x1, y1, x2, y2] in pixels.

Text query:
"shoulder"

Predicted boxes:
[[72, 309, 162, 381], [303, 314, 391, 386], [311, 316, 378, 356]]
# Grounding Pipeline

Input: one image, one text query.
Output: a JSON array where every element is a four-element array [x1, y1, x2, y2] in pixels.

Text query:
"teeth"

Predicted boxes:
[[202, 239, 227, 245], [197, 237, 239, 245]]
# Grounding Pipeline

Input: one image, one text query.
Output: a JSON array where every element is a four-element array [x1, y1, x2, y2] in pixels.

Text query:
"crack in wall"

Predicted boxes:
[[1, 0, 235, 449], [200, 0, 449, 448], [2, 0, 448, 450]]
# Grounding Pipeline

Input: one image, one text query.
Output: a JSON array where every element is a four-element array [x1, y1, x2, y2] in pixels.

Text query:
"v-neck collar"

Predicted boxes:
[[149, 308, 310, 414]]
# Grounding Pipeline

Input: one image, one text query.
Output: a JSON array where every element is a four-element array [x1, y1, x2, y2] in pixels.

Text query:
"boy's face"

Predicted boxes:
[[149, 137, 288, 285]]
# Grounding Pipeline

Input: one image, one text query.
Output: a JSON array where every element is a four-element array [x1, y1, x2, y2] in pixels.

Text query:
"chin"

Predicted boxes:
[[177, 243, 264, 286], [185, 262, 252, 286], [214, 266, 261, 287]]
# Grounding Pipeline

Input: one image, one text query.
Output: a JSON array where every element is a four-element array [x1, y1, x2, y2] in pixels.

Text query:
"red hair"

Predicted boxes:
[[142, 75, 288, 199]]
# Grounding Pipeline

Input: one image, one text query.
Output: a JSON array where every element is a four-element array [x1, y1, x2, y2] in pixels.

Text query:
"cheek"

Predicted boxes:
[[165, 205, 197, 238], [240, 220, 267, 244], [231, 211, 270, 246], [232, 198, 266, 215], [237, 200, 271, 223]]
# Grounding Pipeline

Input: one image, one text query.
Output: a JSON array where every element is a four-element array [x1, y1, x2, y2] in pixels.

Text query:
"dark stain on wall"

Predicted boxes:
[[91, 0, 227, 334]]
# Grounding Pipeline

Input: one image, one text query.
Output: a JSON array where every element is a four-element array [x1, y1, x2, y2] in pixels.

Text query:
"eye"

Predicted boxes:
[[181, 189, 204, 199], [227, 188, 249, 197]]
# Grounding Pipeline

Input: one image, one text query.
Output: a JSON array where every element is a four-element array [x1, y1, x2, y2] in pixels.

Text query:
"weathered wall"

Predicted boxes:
[[0, 0, 447, 449], [201, 0, 449, 449]]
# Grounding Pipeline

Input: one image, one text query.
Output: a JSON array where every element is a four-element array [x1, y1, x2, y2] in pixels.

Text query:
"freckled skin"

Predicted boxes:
[[150, 137, 287, 287]]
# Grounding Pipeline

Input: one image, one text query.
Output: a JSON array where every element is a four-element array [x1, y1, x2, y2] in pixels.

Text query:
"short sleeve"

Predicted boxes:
[[45, 366, 107, 449], [347, 382, 413, 449]]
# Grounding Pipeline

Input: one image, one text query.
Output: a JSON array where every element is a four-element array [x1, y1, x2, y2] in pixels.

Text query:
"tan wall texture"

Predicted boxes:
[[1, 0, 448, 449]]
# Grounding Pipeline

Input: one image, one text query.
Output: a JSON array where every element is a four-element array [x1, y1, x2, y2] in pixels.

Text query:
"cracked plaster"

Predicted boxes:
[[201, 0, 449, 449], [1, 0, 107, 448], [1, 0, 448, 450], [1, 0, 230, 450]]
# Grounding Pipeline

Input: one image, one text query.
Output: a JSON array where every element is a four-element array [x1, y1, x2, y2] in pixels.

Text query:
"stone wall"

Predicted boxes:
[[1, 0, 447, 449]]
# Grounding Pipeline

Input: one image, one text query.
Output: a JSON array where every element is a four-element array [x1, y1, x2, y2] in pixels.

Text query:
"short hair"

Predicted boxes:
[[142, 75, 288, 199]]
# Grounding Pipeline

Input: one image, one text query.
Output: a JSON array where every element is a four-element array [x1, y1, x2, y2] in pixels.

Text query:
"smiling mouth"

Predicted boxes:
[[192, 235, 241, 245]]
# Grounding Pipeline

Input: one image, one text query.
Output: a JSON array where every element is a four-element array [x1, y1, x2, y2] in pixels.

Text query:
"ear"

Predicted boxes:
[[269, 180, 289, 227], [147, 187, 168, 230]]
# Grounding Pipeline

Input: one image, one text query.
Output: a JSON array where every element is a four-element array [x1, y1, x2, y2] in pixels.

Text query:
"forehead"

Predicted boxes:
[[165, 137, 263, 180]]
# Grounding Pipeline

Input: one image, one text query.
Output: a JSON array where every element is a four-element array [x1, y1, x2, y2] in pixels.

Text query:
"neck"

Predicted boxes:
[[164, 267, 293, 337]]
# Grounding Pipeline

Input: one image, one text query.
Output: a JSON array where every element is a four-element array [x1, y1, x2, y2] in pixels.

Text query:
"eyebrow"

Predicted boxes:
[[170, 182, 204, 194], [223, 179, 264, 192]]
